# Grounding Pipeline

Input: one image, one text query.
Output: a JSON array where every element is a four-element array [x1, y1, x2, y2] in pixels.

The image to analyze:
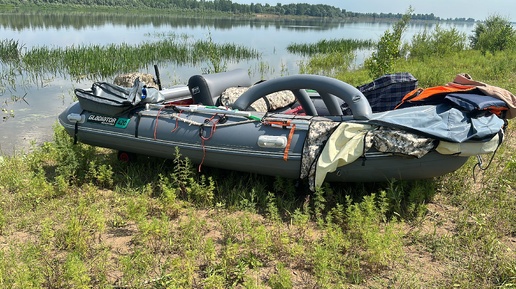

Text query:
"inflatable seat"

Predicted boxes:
[[188, 69, 252, 106]]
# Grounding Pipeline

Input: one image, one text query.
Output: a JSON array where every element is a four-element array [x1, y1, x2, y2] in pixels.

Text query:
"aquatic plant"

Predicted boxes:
[[15, 35, 260, 81], [287, 38, 375, 56], [192, 32, 261, 74], [0, 39, 21, 63], [298, 51, 355, 76], [288, 38, 374, 76]]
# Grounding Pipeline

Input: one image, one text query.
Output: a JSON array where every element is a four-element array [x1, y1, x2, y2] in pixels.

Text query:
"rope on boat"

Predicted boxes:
[[152, 106, 203, 139], [171, 111, 181, 133], [153, 105, 166, 140], [472, 129, 504, 181], [198, 114, 221, 172], [145, 105, 256, 172], [145, 103, 309, 166]]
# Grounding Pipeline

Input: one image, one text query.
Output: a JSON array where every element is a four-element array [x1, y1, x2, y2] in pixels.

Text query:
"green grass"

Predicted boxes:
[[332, 48, 516, 92], [0, 110, 515, 288]]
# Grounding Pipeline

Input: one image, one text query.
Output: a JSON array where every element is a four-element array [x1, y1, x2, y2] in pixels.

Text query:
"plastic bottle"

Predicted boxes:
[[142, 85, 147, 100]]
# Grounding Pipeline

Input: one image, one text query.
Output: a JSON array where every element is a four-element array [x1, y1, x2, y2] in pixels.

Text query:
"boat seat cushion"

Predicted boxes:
[[188, 69, 252, 106]]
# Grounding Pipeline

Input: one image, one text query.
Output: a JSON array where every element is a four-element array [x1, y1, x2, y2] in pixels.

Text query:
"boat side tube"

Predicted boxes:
[[232, 74, 373, 120], [160, 85, 191, 102]]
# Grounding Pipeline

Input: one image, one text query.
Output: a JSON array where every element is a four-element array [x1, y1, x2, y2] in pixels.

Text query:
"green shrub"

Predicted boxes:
[[268, 262, 293, 289], [168, 147, 215, 207], [470, 15, 516, 55], [364, 8, 412, 78], [345, 192, 404, 269], [385, 180, 437, 220], [50, 125, 98, 183], [86, 161, 114, 188], [63, 253, 92, 288], [409, 25, 467, 60]]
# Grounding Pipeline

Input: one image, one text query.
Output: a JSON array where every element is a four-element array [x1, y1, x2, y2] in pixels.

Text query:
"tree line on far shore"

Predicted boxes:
[[1, 0, 475, 22]]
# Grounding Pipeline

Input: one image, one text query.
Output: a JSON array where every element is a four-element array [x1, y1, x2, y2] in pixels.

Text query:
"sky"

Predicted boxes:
[[234, 0, 516, 22]]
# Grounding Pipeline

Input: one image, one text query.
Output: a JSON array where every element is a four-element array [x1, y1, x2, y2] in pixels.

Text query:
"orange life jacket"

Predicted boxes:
[[395, 85, 478, 109]]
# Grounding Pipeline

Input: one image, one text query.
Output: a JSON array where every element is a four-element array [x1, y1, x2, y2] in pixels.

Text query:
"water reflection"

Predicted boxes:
[[0, 11, 475, 32], [0, 11, 352, 31]]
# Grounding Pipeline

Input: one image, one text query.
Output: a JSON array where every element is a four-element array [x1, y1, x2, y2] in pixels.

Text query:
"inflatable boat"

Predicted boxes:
[[58, 69, 509, 189]]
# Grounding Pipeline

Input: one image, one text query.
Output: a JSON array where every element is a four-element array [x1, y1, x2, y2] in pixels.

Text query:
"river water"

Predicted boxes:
[[0, 13, 476, 154]]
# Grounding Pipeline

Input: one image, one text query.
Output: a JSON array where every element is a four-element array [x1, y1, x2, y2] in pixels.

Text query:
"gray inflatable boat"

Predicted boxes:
[[58, 69, 505, 188]]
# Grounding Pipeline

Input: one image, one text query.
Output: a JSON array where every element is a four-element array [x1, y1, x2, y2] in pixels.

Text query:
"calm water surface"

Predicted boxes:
[[0, 13, 475, 154]]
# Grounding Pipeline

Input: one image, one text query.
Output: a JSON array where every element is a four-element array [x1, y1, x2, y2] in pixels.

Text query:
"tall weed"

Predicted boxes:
[[287, 38, 375, 56], [470, 14, 516, 55], [0, 38, 22, 63], [408, 25, 467, 60], [344, 192, 404, 269], [50, 125, 99, 183], [268, 262, 293, 289], [385, 180, 437, 220], [167, 147, 215, 207], [364, 8, 412, 78]]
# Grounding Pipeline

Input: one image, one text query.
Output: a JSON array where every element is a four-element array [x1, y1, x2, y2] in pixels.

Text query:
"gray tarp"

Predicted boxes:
[[364, 103, 505, 143]]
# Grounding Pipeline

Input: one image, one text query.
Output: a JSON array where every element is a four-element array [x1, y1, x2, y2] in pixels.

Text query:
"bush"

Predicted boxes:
[[364, 8, 412, 78], [408, 25, 467, 60], [470, 15, 516, 55]]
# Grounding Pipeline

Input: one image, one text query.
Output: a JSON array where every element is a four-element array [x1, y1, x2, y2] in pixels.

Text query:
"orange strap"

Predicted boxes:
[[395, 86, 477, 109], [283, 124, 296, 161], [262, 119, 295, 161], [264, 119, 291, 128]]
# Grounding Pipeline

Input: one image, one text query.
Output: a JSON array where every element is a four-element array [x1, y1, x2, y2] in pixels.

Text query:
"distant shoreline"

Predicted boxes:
[[0, 3, 477, 23]]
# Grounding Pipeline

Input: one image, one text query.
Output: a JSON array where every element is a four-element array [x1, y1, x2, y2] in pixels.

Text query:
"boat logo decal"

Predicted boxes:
[[115, 118, 130, 128], [87, 114, 130, 128]]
